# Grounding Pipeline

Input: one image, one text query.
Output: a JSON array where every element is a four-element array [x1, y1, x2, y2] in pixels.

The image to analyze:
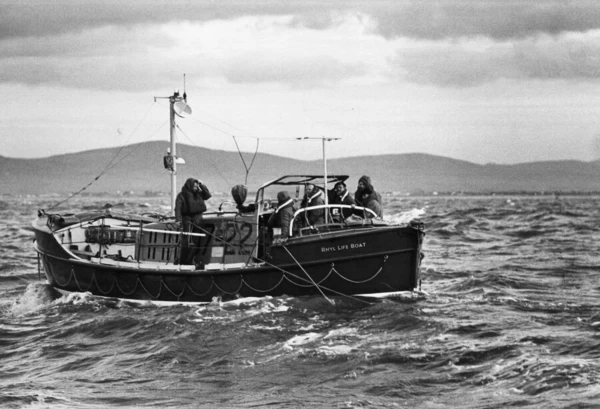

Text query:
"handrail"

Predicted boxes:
[[289, 204, 378, 236], [110, 226, 205, 237]]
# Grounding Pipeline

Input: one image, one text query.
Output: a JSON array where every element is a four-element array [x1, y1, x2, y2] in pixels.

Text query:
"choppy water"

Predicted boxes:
[[1, 195, 600, 408]]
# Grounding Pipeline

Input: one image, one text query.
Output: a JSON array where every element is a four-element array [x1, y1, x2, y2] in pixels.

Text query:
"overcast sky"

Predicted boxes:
[[2, 0, 600, 164]]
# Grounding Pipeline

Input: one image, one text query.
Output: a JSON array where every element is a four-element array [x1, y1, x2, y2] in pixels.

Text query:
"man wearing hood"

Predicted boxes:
[[301, 184, 325, 226], [354, 175, 383, 218], [267, 191, 295, 238], [175, 178, 212, 264]]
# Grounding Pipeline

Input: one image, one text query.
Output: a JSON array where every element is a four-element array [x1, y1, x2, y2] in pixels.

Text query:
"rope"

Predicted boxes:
[[330, 256, 388, 284], [114, 274, 141, 296], [213, 276, 244, 296], [160, 276, 188, 299], [241, 274, 286, 293], [190, 221, 373, 304], [39, 233, 377, 304], [282, 266, 334, 288], [183, 277, 216, 298], [282, 245, 334, 305], [43, 255, 71, 287], [137, 274, 162, 299], [88, 271, 116, 295], [37, 252, 41, 282]]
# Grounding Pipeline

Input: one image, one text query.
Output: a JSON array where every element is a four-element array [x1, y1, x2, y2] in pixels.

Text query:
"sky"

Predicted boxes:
[[2, 0, 600, 164]]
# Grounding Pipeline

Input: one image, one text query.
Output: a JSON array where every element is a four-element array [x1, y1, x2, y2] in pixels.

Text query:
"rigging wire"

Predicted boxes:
[[191, 107, 257, 138], [155, 99, 303, 190], [176, 124, 232, 187], [101, 102, 157, 171], [46, 102, 164, 211], [167, 102, 298, 187], [179, 103, 299, 141], [103, 122, 167, 175]]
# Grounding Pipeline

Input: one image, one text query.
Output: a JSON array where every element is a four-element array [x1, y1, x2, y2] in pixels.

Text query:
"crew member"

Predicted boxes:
[[267, 191, 295, 238], [175, 178, 212, 265], [301, 184, 325, 226], [354, 175, 383, 218], [331, 181, 355, 221]]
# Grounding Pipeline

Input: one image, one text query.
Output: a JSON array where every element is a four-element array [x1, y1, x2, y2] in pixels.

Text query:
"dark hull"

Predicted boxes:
[[34, 222, 424, 302]]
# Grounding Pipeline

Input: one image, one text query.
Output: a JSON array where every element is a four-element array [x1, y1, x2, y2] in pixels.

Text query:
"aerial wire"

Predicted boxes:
[[176, 124, 232, 187]]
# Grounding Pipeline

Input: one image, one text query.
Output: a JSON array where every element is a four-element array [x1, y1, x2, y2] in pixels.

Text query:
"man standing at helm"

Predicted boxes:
[[175, 178, 212, 265]]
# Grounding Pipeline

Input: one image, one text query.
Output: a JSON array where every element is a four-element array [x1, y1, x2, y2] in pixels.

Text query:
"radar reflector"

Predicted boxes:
[[174, 101, 192, 117]]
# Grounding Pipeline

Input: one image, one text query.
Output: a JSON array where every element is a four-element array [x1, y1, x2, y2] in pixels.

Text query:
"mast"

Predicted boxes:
[[169, 93, 178, 215], [323, 137, 328, 223], [157, 89, 191, 216], [298, 136, 340, 224]]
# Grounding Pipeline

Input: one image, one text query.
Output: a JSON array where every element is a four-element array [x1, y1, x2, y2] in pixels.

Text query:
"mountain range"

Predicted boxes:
[[1, 141, 599, 196]]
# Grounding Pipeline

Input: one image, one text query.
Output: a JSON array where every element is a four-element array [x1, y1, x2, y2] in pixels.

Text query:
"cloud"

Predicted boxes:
[[0, 24, 173, 59], [0, 25, 180, 91], [4, 2, 600, 91], [5, 1, 600, 42], [514, 33, 600, 80], [0, 1, 309, 40], [391, 31, 600, 87], [369, 1, 600, 40], [223, 56, 367, 87], [0, 58, 63, 85], [0, 14, 385, 91]]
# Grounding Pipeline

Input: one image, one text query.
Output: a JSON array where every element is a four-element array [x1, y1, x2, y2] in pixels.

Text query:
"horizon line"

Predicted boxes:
[[1, 140, 599, 166]]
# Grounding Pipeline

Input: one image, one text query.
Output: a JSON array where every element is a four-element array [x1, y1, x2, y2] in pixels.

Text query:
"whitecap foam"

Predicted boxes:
[[285, 332, 322, 346], [55, 290, 95, 305], [10, 283, 62, 315], [387, 208, 426, 224], [315, 344, 354, 356], [190, 296, 291, 323], [323, 327, 358, 339]]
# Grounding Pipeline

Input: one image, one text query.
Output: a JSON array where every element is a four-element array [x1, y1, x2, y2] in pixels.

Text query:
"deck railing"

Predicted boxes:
[[289, 204, 378, 237]]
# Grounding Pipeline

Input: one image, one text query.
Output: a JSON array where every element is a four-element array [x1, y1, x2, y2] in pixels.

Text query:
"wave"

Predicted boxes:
[[1, 195, 600, 408]]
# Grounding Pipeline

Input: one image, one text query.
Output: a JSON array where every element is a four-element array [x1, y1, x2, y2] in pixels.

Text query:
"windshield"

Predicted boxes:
[[255, 174, 348, 210]]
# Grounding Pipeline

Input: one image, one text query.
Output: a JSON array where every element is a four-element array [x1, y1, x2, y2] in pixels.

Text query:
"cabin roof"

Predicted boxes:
[[259, 175, 349, 190]]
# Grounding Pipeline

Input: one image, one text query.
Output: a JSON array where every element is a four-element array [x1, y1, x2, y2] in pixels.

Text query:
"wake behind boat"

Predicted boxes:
[[32, 90, 425, 302]]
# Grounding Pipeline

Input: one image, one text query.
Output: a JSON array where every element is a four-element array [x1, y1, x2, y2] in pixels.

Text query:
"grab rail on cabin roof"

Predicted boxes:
[[289, 204, 378, 236]]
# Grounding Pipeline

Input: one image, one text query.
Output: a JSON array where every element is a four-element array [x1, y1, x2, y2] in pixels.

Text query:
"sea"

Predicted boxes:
[[1, 194, 599, 408]]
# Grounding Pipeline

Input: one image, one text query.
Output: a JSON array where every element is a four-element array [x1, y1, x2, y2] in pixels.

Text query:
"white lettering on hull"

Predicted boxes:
[[320, 242, 366, 253]]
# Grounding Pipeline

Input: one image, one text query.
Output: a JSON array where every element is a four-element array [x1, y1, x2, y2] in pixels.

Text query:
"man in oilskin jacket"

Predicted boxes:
[[354, 175, 383, 218], [300, 184, 325, 227], [267, 191, 295, 238], [331, 181, 355, 221], [175, 178, 212, 265]]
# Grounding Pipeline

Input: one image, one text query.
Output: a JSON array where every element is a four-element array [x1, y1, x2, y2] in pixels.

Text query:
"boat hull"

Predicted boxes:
[[34, 220, 424, 302]]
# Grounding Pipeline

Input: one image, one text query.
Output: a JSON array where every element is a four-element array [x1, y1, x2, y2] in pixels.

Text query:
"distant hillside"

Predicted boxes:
[[1, 142, 599, 195]]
